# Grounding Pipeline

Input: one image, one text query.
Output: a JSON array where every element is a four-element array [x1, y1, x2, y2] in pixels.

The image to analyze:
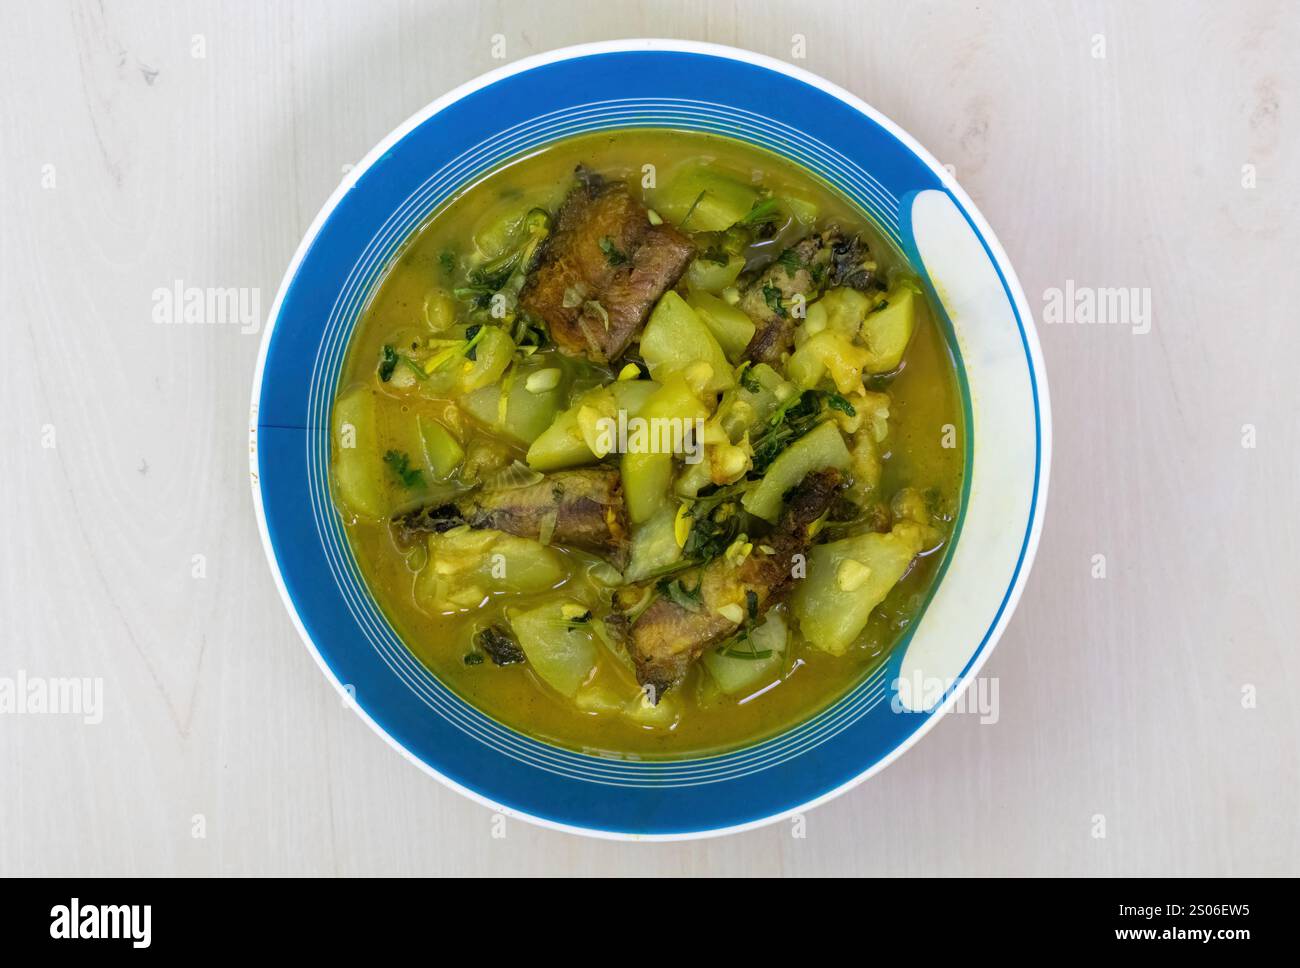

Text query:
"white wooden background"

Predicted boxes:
[[2, 0, 1297, 876]]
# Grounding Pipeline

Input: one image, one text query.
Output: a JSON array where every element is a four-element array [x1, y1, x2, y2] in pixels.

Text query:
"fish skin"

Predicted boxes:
[[394, 467, 631, 570], [519, 170, 694, 364], [611, 468, 844, 700]]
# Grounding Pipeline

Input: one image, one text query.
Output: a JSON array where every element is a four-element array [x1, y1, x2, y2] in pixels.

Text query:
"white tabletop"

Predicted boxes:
[[2, 0, 1296, 875]]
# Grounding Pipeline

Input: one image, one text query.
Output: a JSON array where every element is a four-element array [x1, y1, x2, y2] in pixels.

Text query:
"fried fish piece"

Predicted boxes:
[[610, 468, 843, 700], [395, 467, 631, 570], [519, 169, 695, 364], [740, 231, 879, 364]]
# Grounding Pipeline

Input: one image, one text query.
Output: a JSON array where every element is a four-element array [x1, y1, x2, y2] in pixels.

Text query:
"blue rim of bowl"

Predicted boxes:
[[249, 40, 1050, 840]]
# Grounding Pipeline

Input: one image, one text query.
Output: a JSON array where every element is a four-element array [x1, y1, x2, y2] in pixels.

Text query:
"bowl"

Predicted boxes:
[[249, 39, 1050, 840]]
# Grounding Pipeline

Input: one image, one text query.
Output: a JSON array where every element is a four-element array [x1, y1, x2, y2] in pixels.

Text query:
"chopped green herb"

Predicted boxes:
[[453, 208, 550, 312], [657, 576, 703, 612], [825, 392, 857, 417], [738, 364, 762, 394], [718, 591, 767, 659], [680, 189, 707, 229], [681, 484, 746, 565], [378, 344, 399, 382], [738, 197, 782, 226], [749, 389, 827, 474], [777, 248, 803, 275], [379, 343, 428, 382], [563, 609, 593, 630], [439, 250, 456, 274], [463, 653, 484, 666], [464, 323, 483, 360], [762, 284, 788, 319], [512, 314, 548, 349], [383, 449, 424, 489], [598, 236, 629, 266]]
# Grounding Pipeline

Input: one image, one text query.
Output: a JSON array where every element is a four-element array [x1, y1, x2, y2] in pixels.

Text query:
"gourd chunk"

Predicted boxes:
[[792, 521, 926, 656], [510, 600, 599, 698], [742, 421, 851, 523]]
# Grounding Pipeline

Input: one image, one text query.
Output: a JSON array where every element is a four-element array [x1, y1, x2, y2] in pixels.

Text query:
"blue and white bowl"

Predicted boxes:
[[249, 40, 1051, 839]]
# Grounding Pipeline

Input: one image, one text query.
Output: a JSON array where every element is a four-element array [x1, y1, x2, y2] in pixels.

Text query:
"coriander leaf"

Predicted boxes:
[[825, 392, 857, 417], [656, 576, 703, 612], [762, 283, 788, 319], [383, 449, 424, 489], [680, 485, 745, 564], [380, 343, 429, 383], [598, 236, 629, 266], [454, 208, 550, 311], [777, 248, 803, 275]]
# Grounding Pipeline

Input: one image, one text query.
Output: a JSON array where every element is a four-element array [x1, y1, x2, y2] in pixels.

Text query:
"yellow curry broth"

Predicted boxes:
[[334, 129, 964, 758]]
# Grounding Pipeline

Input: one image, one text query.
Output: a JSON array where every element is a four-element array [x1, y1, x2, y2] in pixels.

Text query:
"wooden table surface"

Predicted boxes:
[[2, 0, 1296, 876]]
